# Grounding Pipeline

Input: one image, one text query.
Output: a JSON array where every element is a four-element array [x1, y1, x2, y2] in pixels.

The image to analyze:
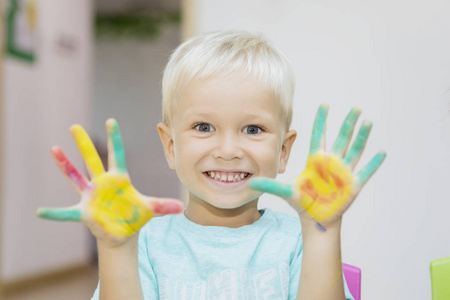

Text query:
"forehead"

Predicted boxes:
[[175, 76, 282, 121]]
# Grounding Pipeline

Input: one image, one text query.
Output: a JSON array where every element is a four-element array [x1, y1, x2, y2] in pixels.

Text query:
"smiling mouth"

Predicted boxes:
[[204, 171, 251, 183]]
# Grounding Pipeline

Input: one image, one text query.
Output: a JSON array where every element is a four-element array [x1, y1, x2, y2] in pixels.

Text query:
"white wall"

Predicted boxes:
[[1, 0, 92, 282], [194, 0, 450, 299]]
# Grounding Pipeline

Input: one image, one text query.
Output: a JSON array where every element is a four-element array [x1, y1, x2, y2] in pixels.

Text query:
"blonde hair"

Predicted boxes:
[[162, 30, 295, 129]]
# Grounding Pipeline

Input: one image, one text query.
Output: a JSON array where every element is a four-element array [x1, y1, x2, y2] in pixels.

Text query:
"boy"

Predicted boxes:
[[38, 31, 385, 299]]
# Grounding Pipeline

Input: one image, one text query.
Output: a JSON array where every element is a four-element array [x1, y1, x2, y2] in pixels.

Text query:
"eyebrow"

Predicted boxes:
[[181, 112, 214, 122]]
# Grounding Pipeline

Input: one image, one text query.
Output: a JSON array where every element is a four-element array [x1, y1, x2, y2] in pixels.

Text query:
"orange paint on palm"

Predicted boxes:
[[295, 153, 354, 221], [88, 173, 154, 237]]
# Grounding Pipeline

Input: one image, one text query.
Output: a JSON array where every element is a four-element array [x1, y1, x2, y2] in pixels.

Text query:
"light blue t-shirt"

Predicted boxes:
[[92, 208, 354, 299]]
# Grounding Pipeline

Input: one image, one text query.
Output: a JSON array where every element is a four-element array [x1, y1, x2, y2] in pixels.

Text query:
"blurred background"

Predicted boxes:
[[0, 0, 184, 299], [1, 0, 450, 299]]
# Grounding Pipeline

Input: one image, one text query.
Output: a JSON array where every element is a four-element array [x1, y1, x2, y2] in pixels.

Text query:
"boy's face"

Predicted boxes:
[[158, 76, 296, 210]]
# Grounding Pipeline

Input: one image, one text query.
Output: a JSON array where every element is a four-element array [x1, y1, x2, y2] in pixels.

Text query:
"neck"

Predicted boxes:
[[184, 197, 261, 228]]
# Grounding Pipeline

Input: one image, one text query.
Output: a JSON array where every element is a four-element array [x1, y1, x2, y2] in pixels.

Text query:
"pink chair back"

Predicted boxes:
[[343, 263, 361, 300]]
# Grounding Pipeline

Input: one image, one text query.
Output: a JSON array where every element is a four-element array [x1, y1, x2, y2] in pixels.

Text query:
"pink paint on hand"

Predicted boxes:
[[51, 146, 92, 191], [151, 200, 184, 215]]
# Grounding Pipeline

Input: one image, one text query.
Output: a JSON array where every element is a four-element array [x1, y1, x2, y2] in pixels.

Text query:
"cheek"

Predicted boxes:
[[173, 136, 209, 169], [253, 141, 282, 176]]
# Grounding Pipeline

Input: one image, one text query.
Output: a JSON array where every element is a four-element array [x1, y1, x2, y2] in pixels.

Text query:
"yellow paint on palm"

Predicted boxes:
[[295, 153, 354, 222], [88, 174, 153, 237]]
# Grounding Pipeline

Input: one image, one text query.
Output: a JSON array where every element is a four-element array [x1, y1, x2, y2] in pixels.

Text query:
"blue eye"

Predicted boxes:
[[195, 123, 214, 132], [244, 125, 262, 134]]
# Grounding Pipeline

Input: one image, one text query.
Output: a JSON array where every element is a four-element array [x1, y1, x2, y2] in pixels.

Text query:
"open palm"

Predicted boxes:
[[37, 119, 183, 244], [250, 104, 386, 229]]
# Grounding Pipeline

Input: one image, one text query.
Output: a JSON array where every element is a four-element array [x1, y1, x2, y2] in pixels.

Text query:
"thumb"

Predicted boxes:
[[249, 177, 294, 200], [36, 205, 82, 222]]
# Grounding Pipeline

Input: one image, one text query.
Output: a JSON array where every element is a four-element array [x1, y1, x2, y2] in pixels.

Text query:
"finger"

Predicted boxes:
[[309, 104, 328, 155], [148, 198, 184, 215], [106, 119, 127, 173], [70, 124, 105, 178], [249, 177, 294, 199], [355, 151, 387, 188], [343, 121, 372, 169], [36, 206, 82, 222], [51, 146, 92, 193], [331, 107, 361, 157]]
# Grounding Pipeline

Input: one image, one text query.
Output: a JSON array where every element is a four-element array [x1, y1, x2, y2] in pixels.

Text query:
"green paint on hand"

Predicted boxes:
[[310, 104, 328, 154], [356, 151, 386, 187], [344, 121, 372, 165], [110, 120, 127, 173], [249, 177, 293, 199], [36, 207, 82, 222], [116, 205, 140, 224], [331, 107, 361, 155]]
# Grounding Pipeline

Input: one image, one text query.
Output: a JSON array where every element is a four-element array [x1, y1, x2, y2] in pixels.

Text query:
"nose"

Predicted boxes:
[[212, 133, 245, 160]]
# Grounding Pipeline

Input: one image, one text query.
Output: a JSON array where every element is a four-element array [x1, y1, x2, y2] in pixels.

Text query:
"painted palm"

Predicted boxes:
[[250, 105, 386, 228], [37, 119, 184, 238]]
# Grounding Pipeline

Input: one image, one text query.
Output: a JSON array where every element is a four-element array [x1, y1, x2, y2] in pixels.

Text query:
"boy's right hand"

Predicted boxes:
[[37, 119, 184, 247]]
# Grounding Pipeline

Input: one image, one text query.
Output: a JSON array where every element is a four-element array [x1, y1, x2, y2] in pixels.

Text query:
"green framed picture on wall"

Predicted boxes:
[[6, 0, 37, 63]]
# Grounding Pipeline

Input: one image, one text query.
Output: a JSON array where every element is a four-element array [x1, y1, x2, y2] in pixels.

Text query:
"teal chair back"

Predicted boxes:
[[430, 256, 450, 300], [343, 263, 361, 300]]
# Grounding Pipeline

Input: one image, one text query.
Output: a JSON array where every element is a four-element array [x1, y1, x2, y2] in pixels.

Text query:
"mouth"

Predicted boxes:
[[203, 171, 252, 184]]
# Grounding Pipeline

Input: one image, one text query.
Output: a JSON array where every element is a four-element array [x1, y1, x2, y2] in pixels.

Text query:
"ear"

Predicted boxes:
[[278, 130, 297, 174], [157, 123, 176, 170]]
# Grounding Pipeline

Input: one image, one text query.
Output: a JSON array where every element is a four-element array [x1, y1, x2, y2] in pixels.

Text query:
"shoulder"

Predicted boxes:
[[137, 213, 189, 263], [140, 213, 181, 236], [261, 208, 301, 235], [260, 208, 303, 254], [138, 213, 182, 249]]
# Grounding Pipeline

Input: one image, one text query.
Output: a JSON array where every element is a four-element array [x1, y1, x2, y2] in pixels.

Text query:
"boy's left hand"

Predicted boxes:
[[250, 104, 386, 230]]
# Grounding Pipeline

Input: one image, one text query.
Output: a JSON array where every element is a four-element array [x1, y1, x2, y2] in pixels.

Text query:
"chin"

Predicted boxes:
[[205, 195, 259, 210]]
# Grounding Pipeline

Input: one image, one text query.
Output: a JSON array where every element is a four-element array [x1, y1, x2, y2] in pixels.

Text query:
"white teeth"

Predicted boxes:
[[207, 171, 249, 182]]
